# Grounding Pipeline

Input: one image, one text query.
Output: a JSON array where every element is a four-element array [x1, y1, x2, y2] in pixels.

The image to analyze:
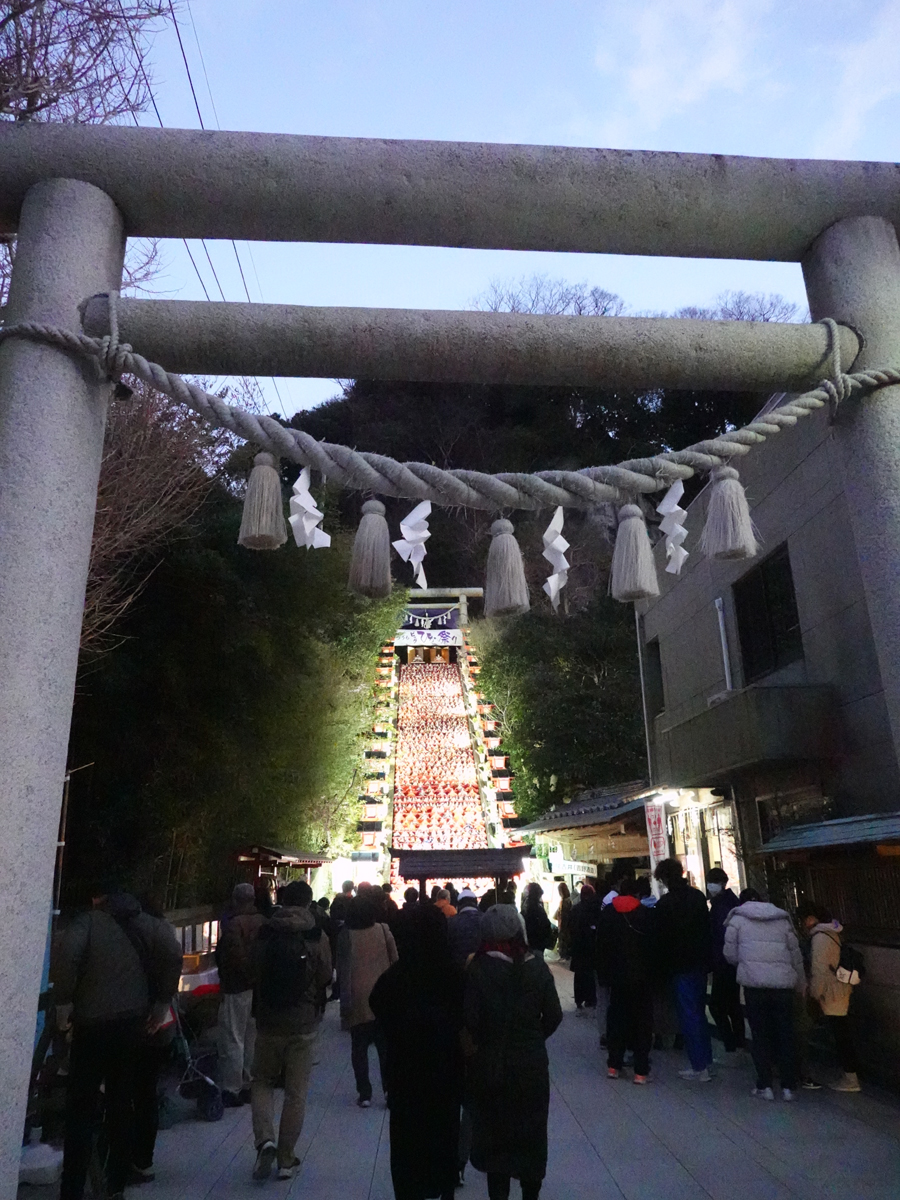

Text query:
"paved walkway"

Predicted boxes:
[[24, 966, 900, 1199]]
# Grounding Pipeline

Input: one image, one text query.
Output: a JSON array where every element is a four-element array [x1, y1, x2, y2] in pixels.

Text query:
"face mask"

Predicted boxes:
[[707, 883, 723, 897]]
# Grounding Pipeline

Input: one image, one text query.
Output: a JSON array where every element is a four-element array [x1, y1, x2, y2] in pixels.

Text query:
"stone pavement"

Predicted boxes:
[[23, 964, 900, 1199]]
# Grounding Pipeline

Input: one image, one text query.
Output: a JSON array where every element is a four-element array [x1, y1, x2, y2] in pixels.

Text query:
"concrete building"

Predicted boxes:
[[638, 393, 900, 1079]]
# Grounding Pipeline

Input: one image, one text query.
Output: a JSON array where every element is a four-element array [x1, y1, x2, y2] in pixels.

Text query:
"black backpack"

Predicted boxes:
[[257, 924, 309, 1009], [835, 942, 865, 986]]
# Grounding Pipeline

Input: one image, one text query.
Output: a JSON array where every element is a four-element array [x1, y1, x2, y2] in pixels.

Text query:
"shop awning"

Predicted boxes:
[[516, 781, 650, 834], [760, 811, 900, 854], [390, 846, 532, 878], [233, 844, 332, 868]]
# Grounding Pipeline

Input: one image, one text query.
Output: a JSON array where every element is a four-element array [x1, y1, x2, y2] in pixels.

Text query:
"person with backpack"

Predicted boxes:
[[215, 882, 267, 1107], [337, 894, 399, 1107], [797, 902, 862, 1093], [250, 880, 333, 1181], [54, 886, 182, 1200], [596, 877, 659, 1083]]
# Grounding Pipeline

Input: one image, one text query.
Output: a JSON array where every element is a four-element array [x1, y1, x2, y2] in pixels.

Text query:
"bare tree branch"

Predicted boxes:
[[475, 274, 626, 317], [0, 1, 169, 123]]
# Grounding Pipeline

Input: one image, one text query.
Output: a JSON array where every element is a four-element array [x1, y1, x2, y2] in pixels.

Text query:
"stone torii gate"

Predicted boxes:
[[2, 125, 900, 1190]]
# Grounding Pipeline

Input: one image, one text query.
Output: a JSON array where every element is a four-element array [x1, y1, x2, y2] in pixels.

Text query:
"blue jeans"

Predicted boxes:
[[675, 970, 712, 1070]]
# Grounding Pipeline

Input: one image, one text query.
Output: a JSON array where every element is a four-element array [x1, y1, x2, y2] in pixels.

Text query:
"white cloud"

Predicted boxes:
[[591, 0, 774, 143], [811, 0, 900, 158]]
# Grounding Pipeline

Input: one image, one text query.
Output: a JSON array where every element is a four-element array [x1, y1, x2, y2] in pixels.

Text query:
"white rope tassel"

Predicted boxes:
[[657, 480, 689, 575], [348, 499, 393, 598], [485, 519, 530, 617], [541, 506, 569, 609], [392, 500, 431, 587], [289, 467, 331, 549], [699, 465, 759, 560], [238, 451, 287, 550], [610, 504, 659, 602]]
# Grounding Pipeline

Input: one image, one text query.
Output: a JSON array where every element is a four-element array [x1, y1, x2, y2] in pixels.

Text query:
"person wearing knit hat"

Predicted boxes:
[[481, 902, 524, 943], [464, 906, 563, 1200], [447, 889, 484, 967]]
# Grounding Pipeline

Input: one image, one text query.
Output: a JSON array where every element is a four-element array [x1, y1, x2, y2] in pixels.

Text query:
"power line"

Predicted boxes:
[[184, 0, 221, 127], [171, 0, 292, 419], [114, 0, 213, 303]]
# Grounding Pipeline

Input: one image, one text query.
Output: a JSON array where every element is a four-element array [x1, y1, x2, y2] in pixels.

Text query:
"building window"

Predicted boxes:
[[643, 638, 665, 717], [733, 544, 803, 683], [756, 784, 834, 843]]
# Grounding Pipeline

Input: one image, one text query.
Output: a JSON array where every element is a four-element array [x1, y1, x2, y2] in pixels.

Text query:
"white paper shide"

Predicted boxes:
[[289, 467, 331, 550], [392, 500, 432, 587], [541, 506, 570, 609], [657, 480, 688, 574]]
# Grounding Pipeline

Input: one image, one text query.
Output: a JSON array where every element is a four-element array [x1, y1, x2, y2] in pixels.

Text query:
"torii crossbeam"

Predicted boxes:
[[2, 126, 900, 1193]]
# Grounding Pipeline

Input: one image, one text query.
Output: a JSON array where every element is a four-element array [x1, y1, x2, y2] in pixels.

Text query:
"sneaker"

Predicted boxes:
[[801, 1078, 822, 1090], [607, 1067, 621, 1079], [633, 1074, 650, 1085], [357, 1097, 372, 1108], [751, 1086, 775, 1101], [128, 1164, 156, 1183], [679, 1068, 712, 1082], [830, 1072, 861, 1093], [782, 1088, 796, 1102], [222, 1090, 244, 1108], [253, 1141, 277, 1181], [276, 1158, 301, 1180]]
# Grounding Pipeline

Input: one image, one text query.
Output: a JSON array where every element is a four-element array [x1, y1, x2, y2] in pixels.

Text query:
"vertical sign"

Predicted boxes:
[[644, 800, 669, 881]]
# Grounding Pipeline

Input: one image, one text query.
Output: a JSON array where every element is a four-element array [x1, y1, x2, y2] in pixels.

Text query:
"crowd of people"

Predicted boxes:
[[49, 862, 861, 1200], [554, 859, 861, 1099], [217, 877, 562, 1199]]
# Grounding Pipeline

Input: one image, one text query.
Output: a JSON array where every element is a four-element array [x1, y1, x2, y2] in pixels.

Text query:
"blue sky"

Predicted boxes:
[[140, 0, 900, 414]]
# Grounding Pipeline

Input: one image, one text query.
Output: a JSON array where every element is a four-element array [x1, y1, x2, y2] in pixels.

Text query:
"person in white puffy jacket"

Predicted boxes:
[[723, 891, 805, 1102]]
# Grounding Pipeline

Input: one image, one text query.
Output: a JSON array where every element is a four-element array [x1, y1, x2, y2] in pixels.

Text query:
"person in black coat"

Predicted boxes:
[[706, 867, 746, 1054], [654, 858, 714, 1080], [568, 883, 600, 1010], [369, 904, 465, 1200], [464, 905, 562, 1200], [522, 884, 555, 959], [596, 878, 659, 1081]]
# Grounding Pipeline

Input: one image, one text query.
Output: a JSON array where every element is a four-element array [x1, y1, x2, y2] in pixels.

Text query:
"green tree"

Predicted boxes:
[[471, 602, 645, 822], [66, 487, 403, 906]]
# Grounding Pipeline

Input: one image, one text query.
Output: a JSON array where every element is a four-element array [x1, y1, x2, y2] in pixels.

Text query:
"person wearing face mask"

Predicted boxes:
[[705, 869, 747, 1062]]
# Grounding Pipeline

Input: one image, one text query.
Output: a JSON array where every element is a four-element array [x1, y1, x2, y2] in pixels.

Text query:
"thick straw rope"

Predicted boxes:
[[0, 305, 896, 511]]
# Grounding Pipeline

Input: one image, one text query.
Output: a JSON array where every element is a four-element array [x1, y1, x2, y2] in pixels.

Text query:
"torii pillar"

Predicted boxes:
[[0, 179, 124, 1191], [803, 217, 900, 765]]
